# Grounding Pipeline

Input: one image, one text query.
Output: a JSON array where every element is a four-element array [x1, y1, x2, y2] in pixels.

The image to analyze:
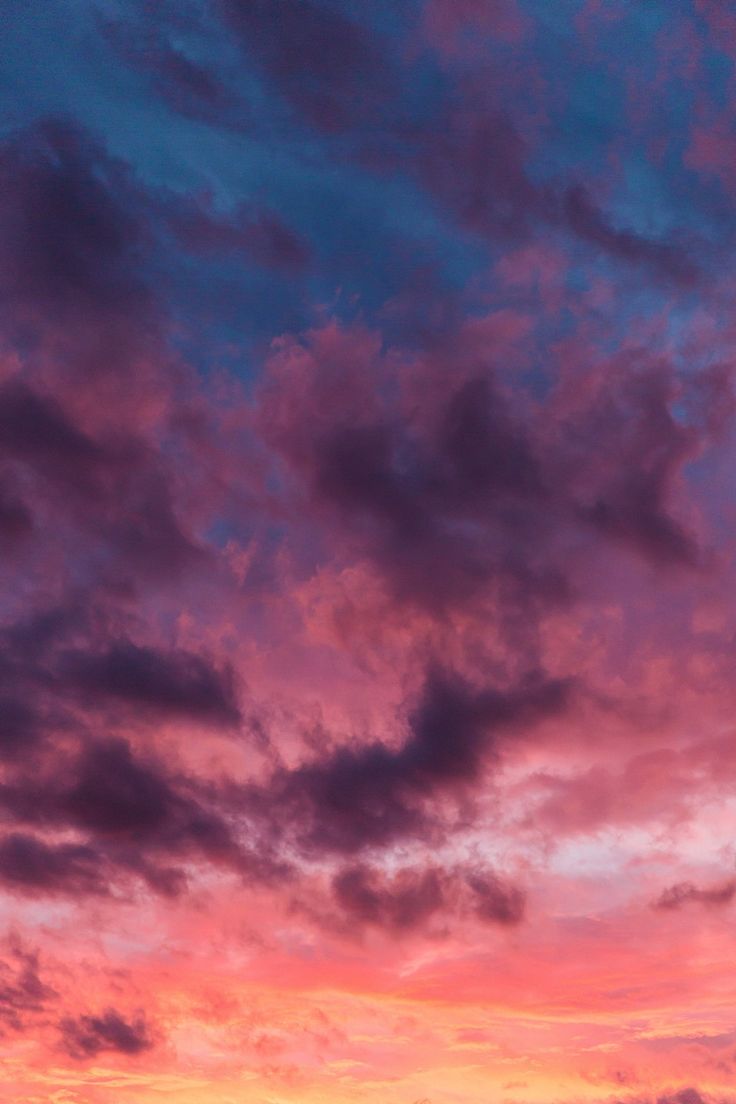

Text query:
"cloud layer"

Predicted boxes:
[[2, 2, 736, 1103]]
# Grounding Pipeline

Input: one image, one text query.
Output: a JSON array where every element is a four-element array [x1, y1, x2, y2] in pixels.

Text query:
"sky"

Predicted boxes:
[[3, 1, 736, 1102]]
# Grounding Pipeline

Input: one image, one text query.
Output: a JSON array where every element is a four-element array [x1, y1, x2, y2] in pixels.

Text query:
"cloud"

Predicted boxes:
[[422, 0, 529, 55], [261, 325, 715, 630], [65, 640, 240, 726], [166, 195, 310, 272], [0, 376, 204, 583], [0, 381, 109, 495], [653, 881, 736, 911], [103, 15, 250, 130], [265, 669, 569, 854], [405, 89, 699, 281], [0, 698, 40, 760], [0, 943, 54, 1031], [563, 185, 698, 287], [0, 119, 150, 334], [465, 869, 525, 925], [332, 864, 445, 932], [59, 1009, 153, 1058], [0, 737, 260, 897], [281, 363, 567, 613], [2, 4, 736, 1094], [569, 364, 704, 568], [657, 1091, 708, 1104], [220, 0, 396, 132], [0, 834, 106, 897], [331, 862, 525, 932], [62, 739, 176, 837], [0, 479, 33, 549], [416, 106, 540, 243]]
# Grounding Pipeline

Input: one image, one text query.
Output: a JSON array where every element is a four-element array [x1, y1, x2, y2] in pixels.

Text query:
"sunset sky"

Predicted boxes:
[[3, 2, 736, 1102]]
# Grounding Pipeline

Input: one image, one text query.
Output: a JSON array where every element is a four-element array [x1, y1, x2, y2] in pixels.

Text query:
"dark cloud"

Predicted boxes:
[[62, 739, 174, 838], [65, 640, 240, 725], [167, 198, 310, 272], [657, 1091, 708, 1104], [0, 833, 105, 897], [0, 943, 54, 1031], [332, 864, 444, 931], [2, 604, 82, 661], [220, 0, 396, 132], [563, 185, 698, 287], [0, 698, 40, 760], [572, 366, 702, 568], [465, 869, 525, 925], [0, 595, 285, 904], [331, 862, 525, 932], [104, 17, 249, 130], [312, 375, 560, 611], [411, 96, 698, 280], [268, 343, 716, 619], [0, 480, 33, 548], [0, 737, 279, 898], [0, 119, 148, 324], [268, 669, 569, 854], [583, 484, 698, 568], [439, 377, 542, 501], [653, 880, 736, 911], [0, 382, 108, 495], [0, 378, 202, 580], [150, 47, 234, 114], [60, 1008, 152, 1058], [102, 465, 204, 580], [0, 601, 92, 724], [60, 740, 245, 871], [416, 107, 539, 242], [317, 422, 428, 541], [0, 120, 212, 581]]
